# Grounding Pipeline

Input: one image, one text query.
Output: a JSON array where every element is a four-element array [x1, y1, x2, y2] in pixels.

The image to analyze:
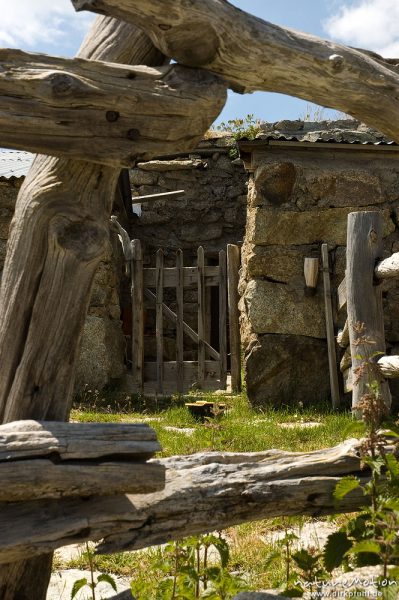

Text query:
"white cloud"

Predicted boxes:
[[324, 0, 399, 57], [0, 0, 93, 54]]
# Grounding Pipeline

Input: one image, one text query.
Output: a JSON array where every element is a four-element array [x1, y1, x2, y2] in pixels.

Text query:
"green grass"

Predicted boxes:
[[71, 388, 365, 457]]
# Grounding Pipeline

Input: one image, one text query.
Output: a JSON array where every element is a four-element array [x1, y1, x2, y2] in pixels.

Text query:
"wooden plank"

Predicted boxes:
[[197, 246, 206, 387], [322, 244, 341, 409], [156, 249, 164, 394], [227, 244, 241, 392], [0, 50, 226, 168], [219, 249, 227, 389], [0, 460, 164, 502], [144, 361, 220, 382], [346, 211, 391, 415], [143, 265, 219, 288], [337, 277, 347, 311], [133, 190, 185, 202], [176, 249, 184, 394], [0, 420, 160, 461], [375, 252, 399, 280], [131, 239, 144, 390], [144, 288, 220, 361]]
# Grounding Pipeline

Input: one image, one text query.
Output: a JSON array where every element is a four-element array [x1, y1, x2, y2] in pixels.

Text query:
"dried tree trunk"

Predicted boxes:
[[73, 0, 399, 142], [0, 16, 166, 600], [0, 49, 225, 166], [0, 440, 371, 564]]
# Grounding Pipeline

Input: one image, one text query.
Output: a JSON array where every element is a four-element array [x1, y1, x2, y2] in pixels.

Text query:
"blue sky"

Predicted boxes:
[[1, 0, 398, 125]]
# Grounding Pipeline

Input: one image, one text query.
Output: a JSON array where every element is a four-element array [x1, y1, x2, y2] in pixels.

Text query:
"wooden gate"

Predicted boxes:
[[130, 240, 241, 395]]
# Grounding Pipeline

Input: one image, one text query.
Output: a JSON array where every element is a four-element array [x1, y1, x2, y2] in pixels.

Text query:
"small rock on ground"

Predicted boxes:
[[47, 569, 130, 600]]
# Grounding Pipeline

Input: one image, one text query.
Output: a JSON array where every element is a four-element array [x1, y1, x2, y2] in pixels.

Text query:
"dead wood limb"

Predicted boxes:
[[0, 421, 164, 501], [0, 440, 370, 564], [0, 49, 226, 167], [73, 0, 399, 142], [0, 16, 166, 600]]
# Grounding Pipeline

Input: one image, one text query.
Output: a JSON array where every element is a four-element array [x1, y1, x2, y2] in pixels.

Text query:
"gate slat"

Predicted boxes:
[[227, 244, 241, 393], [197, 246, 205, 387], [176, 249, 184, 394], [131, 239, 144, 391], [219, 249, 227, 389], [156, 249, 164, 394]]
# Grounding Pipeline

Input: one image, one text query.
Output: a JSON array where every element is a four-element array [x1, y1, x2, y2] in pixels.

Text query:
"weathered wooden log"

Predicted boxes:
[[0, 49, 225, 167], [0, 16, 166, 600], [0, 420, 164, 501], [73, 0, 399, 142], [322, 244, 340, 409], [375, 252, 399, 280], [377, 355, 399, 378], [346, 212, 391, 416], [0, 440, 372, 564]]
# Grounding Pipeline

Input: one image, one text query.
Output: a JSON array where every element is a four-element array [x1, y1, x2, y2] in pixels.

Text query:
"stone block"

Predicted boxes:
[[245, 334, 330, 408], [254, 162, 297, 206], [129, 169, 158, 186], [244, 245, 319, 282], [243, 279, 325, 338], [75, 316, 125, 392], [247, 207, 395, 246], [137, 159, 202, 171], [305, 168, 384, 208]]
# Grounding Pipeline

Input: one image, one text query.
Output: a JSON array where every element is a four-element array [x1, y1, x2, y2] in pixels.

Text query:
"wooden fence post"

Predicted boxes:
[[176, 249, 184, 394], [131, 239, 144, 391], [346, 211, 391, 416], [197, 246, 205, 387], [321, 244, 341, 409], [227, 244, 241, 393], [219, 249, 227, 389], [156, 249, 164, 394]]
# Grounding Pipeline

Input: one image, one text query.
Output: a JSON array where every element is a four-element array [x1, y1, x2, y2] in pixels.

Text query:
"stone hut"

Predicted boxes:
[[238, 120, 399, 408], [3, 121, 399, 406]]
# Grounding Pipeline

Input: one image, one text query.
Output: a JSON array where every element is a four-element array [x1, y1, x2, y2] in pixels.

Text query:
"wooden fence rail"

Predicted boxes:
[[1, 437, 379, 564]]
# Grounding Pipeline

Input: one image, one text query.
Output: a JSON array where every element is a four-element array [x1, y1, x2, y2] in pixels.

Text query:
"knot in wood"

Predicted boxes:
[[106, 110, 120, 122], [329, 54, 344, 72], [127, 128, 140, 141], [53, 218, 108, 262], [158, 23, 172, 31], [50, 73, 75, 96]]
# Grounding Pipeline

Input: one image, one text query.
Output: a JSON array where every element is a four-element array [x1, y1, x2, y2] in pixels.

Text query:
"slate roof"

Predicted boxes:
[[0, 150, 35, 179]]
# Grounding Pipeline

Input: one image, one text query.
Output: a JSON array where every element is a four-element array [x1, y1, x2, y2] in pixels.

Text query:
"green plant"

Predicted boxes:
[[216, 114, 262, 158], [322, 329, 399, 598], [71, 543, 117, 600], [131, 533, 248, 599], [264, 520, 328, 597]]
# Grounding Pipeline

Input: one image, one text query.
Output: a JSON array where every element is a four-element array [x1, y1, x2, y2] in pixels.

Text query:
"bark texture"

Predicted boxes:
[[0, 49, 225, 166], [73, 0, 399, 142], [0, 439, 373, 564], [0, 16, 167, 600]]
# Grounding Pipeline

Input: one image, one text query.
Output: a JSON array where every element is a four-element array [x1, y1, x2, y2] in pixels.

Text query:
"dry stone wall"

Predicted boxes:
[[240, 121, 399, 408], [130, 135, 247, 262]]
